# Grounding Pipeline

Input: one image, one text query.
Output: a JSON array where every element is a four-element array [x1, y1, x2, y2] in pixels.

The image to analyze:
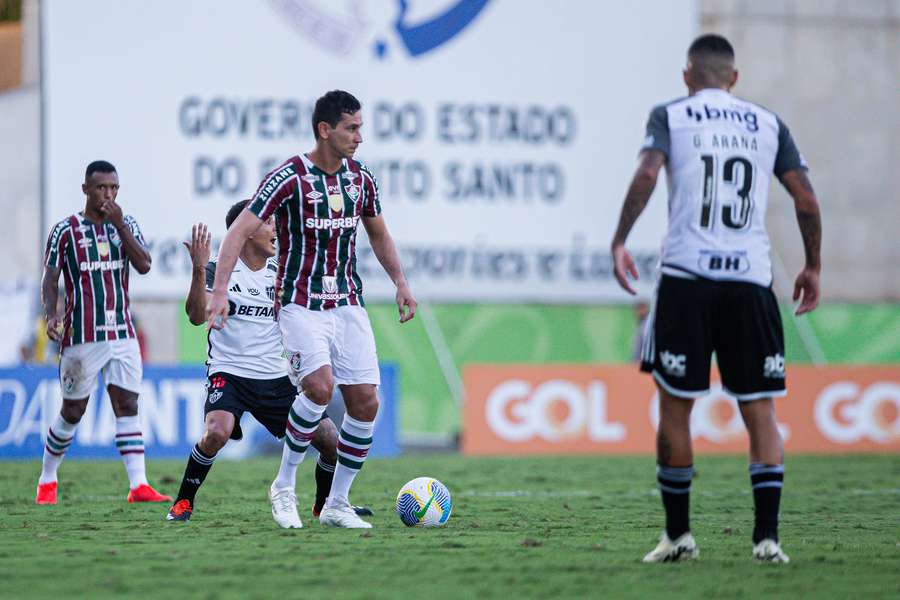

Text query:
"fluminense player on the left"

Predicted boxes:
[[36, 160, 171, 505]]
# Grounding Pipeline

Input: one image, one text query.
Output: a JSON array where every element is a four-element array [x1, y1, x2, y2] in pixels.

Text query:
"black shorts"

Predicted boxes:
[[640, 275, 786, 400], [204, 372, 326, 440]]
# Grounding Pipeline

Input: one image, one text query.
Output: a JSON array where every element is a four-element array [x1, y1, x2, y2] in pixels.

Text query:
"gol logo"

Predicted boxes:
[[485, 379, 626, 443], [648, 384, 791, 443], [814, 382, 900, 444]]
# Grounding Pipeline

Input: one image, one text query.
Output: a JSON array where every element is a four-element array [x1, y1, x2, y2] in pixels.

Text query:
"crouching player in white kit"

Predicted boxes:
[[208, 90, 417, 528], [167, 201, 371, 526], [37, 160, 171, 505], [611, 35, 822, 563]]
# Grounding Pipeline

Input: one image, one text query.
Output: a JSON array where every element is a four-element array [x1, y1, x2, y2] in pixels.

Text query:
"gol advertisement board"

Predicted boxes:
[[41, 0, 695, 302], [463, 365, 900, 455]]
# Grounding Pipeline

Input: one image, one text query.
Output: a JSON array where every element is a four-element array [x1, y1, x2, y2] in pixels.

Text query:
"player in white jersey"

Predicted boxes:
[[167, 201, 371, 526], [610, 35, 822, 564]]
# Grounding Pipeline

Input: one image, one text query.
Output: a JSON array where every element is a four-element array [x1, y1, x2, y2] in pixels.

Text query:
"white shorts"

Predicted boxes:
[[59, 338, 143, 399], [279, 304, 380, 387]]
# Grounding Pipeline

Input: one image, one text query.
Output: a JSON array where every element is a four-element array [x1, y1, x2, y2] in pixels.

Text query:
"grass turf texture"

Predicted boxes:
[[1, 454, 897, 599]]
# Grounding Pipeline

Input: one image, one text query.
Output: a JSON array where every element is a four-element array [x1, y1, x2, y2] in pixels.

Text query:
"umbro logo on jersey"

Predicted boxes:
[[306, 190, 324, 204], [229, 283, 242, 293], [77, 237, 93, 249], [685, 104, 759, 133]]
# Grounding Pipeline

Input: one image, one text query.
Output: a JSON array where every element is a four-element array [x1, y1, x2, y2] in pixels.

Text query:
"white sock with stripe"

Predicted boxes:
[[273, 392, 326, 490], [39, 414, 78, 484], [326, 414, 374, 509], [115, 415, 148, 488]]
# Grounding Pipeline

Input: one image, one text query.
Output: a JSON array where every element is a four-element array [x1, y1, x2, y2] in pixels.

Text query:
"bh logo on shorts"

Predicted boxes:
[[268, 0, 491, 60], [485, 379, 626, 443], [660, 350, 687, 378]]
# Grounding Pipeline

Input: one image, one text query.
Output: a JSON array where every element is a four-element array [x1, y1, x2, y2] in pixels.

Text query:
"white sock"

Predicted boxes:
[[39, 414, 78, 484], [115, 415, 148, 488], [326, 414, 374, 508], [273, 392, 326, 490]]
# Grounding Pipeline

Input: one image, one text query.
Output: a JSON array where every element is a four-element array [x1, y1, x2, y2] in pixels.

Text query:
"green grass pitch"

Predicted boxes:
[[1, 454, 897, 599]]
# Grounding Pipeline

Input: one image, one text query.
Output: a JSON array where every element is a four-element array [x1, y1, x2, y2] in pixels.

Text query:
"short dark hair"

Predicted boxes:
[[226, 199, 250, 229], [85, 160, 116, 180], [688, 34, 735, 60], [311, 90, 361, 140], [687, 34, 735, 87]]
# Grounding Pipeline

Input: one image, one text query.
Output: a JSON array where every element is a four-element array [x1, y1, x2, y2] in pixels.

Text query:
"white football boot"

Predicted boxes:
[[752, 539, 790, 563], [269, 485, 302, 529], [642, 532, 700, 563], [319, 499, 373, 529]]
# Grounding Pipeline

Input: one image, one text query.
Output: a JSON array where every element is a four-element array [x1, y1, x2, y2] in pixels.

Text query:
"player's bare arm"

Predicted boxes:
[[206, 208, 263, 330], [183, 222, 212, 326], [363, 214, 416, 323], [99, 199, 152, 274], [779, 168, 822, 315], [41, 263, 63, 342], [610, 149, 666, 295]]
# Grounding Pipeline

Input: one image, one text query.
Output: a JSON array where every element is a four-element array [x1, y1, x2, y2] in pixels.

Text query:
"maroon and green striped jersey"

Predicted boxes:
[[44, 212, 145, 348], [248, 154, 382, 311]]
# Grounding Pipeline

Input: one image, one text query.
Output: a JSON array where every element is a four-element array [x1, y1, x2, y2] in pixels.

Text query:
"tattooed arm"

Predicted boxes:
[[610, 149, 666, 295], [779, 168, 822, 315]]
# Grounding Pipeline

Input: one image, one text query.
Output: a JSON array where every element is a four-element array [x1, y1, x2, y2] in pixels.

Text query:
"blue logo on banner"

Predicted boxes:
[[0, 365, 398, 459], [269, 0, 490, 60]]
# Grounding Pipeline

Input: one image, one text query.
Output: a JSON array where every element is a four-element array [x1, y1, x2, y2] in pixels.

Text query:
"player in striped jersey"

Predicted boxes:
[[167, 202, 371, 525], [207, 90, 417, 529], [36, 160, 171, 505], [611, 35, 821, 563]]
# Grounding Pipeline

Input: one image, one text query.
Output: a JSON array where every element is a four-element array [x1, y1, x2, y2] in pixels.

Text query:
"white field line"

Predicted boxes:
[[460, 488, 900, 498]]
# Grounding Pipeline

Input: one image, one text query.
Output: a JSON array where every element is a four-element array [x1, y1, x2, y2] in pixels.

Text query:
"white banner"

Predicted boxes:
[[42, 0, 696, 301]]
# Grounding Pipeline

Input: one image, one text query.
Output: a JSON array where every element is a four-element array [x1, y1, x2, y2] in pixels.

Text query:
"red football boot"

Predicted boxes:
[[166, 499, 193, 521], [35, 481, 58, 505], [127, 483, 173, 503]]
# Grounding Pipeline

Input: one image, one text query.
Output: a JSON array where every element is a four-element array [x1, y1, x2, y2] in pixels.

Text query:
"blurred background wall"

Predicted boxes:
[[0, 1, 897, 447]]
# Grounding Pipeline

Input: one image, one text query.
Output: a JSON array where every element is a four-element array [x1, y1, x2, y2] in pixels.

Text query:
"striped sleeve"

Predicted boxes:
[[248, 159, 298, 220], [124, 215, 147, 246], [359, 163, 382, 217], [44, 219, 69, 269]]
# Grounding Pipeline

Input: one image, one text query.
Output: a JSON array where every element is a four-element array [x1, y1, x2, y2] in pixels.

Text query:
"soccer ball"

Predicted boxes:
[[395, 477, 452, 527]]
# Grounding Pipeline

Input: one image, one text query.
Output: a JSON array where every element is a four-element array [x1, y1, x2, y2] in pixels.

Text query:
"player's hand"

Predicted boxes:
[[99, 199, 124, 226], [182, 223, 211, 268], [396, 283, 417, 323], [46, 316, 63, 342], [206, 290, 229, 330], [612, 243, 639, 295], [793, 267, 820, 315]]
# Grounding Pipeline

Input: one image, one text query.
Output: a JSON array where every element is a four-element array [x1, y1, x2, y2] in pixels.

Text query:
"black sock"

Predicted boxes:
[[314, 458, 335, 512], [749, 463, 783, 543], [657, 464, 693, 540], [175, 444, 217, 505]]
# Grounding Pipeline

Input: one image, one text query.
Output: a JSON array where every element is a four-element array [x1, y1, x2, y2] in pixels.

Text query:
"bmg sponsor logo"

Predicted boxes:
[[686, 104, 759, 132], [484, 379, 626, 443]]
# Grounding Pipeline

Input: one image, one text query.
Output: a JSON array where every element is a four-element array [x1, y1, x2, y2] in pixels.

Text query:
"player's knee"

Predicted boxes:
[[202, 422, 231, 452], [303, 375, 334, 405], [312, 419, 338, 462], [351, 389, 379, 422], [60, 402, 87, 424]]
